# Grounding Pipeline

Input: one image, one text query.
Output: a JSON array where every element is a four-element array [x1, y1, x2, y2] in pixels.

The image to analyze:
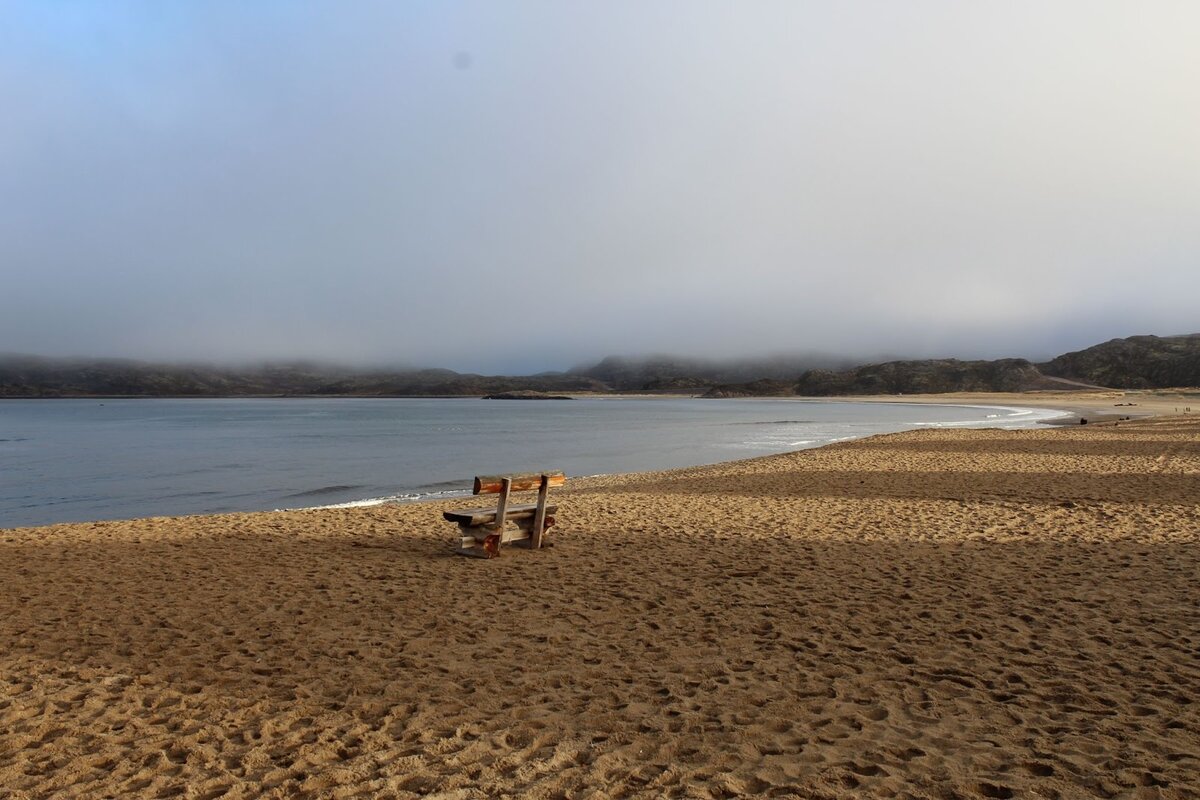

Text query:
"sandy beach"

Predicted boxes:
[[820, 389, 1200, 425], [2, 411, 1198, 798]]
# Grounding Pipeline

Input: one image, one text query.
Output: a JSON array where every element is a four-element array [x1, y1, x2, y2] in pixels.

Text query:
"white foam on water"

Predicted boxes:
[[281, 488, 473, 512], [293, 497, 396, 510], [907, 405, 1069, 429]]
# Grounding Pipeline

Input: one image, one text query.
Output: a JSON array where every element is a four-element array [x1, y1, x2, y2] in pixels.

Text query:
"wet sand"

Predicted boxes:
[[1, 414, 1198, 798], [805, 388, 1200, 424]]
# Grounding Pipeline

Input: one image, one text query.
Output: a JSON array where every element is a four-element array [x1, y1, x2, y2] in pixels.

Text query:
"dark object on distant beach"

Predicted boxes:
[[1080, 418, 1088, 425], [482, 391, 572, 400]]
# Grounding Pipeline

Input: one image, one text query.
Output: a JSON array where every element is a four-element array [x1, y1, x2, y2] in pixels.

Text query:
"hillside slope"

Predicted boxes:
[[795, 359, 1066, 396], [0, 356, 605, 398], [4, 333, 1197, 397], [571, 354, 852, 392], [1038, 335, 1200, 389]]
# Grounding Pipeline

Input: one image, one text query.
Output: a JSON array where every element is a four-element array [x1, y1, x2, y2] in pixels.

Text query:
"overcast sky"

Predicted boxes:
[[2, 2, 1198, 373]]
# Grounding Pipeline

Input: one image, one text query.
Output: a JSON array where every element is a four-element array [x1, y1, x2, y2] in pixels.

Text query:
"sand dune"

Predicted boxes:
[[2, 415, 1198, 798]]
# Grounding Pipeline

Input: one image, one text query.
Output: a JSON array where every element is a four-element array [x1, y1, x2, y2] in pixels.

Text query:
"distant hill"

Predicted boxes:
[[1037, 334, 1200, 389], [700, 379, 798, 398], [570, 354, 853, 392], [789, 334, 1200, 396], [795, 358, 1065, 395], [0, 355, 606, 398], [2, 334, 1197, 398]]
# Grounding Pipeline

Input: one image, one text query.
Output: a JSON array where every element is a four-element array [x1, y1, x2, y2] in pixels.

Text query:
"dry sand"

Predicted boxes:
[[2, 413, 1199, 799]]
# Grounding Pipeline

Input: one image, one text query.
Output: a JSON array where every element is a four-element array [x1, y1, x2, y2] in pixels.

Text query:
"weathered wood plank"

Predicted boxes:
[[443, 503, 558, 526], [491, 478, 511, 533], [460, 528, 531, 545], [456, 531, 501, 558], [531, 474, 550, 549], [474, 472, 565, 495]]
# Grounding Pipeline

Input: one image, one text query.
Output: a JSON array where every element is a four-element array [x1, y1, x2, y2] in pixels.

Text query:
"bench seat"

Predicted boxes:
[[443, 503, 559, 527]]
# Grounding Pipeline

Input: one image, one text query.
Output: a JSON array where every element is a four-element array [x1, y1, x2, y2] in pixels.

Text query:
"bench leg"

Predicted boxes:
[[531, 474, 549, 549], [455, 525, 500, 558]]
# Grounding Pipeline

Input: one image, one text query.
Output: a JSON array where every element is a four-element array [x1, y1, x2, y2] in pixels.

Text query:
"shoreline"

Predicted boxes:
[[3, 397, 1075, 531], [2, 414, 1197, 797], [263, 402, 1193, 519], [297, 400, 1075, 514], [0, 393, 1075, 532]]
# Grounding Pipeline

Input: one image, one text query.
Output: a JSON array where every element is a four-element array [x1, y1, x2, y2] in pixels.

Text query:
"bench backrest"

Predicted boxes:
[[473, 471, 566, 495]]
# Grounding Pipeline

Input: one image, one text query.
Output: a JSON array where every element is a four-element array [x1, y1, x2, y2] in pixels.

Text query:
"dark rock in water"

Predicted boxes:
[[482, 391, 572, 400]]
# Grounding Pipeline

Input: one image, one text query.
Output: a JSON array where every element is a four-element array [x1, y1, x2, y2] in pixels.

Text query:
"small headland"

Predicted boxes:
[[481, 390, 572, 400]]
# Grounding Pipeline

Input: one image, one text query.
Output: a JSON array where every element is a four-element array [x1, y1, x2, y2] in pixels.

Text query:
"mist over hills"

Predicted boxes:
[[1, 334, 1198, 398], [784, 335, 1200, 396], [793, 359, 1071, 396], [0, 355, 605, 398], [570, 354, 859, 392], [782, 336, 1200, 396]]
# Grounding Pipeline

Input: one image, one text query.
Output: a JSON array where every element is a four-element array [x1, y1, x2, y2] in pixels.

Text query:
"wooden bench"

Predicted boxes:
[[443, 471, 565, 558]]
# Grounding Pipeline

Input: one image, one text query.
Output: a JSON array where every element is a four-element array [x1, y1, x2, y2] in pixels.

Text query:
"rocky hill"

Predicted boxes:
[[700, 379, 798, 398], [571, 354, 852, 392], [1037, 334, 1200, 389], [3, 334, 1197, 398], [795, 359, 1060, 395], [789, 334, 1200, 395], [0, 356, 605, 398]]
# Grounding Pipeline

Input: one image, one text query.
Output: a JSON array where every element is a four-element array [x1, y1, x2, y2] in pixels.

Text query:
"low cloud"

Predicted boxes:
[[2, 2, 1197, 373]]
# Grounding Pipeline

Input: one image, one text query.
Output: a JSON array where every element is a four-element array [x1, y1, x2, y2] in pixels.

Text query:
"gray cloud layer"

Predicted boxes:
[[2, 2, 1198, 373]]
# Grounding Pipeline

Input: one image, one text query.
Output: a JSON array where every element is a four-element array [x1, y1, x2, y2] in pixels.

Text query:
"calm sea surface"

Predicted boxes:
[[0, 397, 1067, 528]]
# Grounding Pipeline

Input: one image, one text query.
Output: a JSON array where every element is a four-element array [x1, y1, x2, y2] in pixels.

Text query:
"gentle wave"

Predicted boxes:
[[285, 484, 368, 499], [283, 488, 473, 511], [906, 405, 1070, 429]]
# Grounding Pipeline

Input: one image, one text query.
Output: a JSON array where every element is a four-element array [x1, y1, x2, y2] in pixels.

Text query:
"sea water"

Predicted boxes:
[[0, 397, 1067, 528]]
